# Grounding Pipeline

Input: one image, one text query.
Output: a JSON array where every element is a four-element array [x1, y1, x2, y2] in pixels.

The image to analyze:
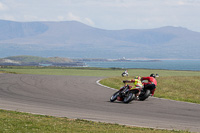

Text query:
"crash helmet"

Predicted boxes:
[[150, 73, 156, 78], [134, 76, 141, 80]]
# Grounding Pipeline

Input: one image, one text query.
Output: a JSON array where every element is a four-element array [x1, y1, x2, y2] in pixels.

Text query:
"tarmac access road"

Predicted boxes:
[[0, 74, 200, 132]]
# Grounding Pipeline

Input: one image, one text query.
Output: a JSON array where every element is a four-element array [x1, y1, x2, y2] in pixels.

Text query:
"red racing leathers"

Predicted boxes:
[[141, 77, 157, 96]]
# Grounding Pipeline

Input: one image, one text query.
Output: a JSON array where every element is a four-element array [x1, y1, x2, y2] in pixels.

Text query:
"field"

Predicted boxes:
[[0, 66, 199, 133], [0, 109, 190, 133], [1, 66, 200, 76]]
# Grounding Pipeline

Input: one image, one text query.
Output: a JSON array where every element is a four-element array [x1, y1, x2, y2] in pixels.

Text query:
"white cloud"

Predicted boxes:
[[164, 0, 200, 6], [84, 18, 95, 26], [66, 12, 95, 26], [67, 12, 81, 21], [0, 2, 7, 10], [23, 15, 39, 21], [1, 15, 15, 21], [177, 1, 188, 5], [57, 16, 65, 21]]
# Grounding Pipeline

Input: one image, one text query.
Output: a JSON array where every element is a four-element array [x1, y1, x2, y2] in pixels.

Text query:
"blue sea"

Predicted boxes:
[[84, 60, 200, 71]]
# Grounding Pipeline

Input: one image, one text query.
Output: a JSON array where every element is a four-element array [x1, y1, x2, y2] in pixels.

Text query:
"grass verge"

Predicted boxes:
[[0, 109, 190, 133]]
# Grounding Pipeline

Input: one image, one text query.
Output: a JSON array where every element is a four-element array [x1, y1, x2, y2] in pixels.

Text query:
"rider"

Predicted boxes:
[[123, 76, 143, 99], [141, 74, 157, 96], [122, 70, 128, 77], [125, 70, 128, 74]]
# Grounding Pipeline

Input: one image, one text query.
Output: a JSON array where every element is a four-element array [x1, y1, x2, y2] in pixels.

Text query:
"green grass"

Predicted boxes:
[[156, 76, 200, 103], [1, 66, 200, 77], [0, 109, 190, 133]]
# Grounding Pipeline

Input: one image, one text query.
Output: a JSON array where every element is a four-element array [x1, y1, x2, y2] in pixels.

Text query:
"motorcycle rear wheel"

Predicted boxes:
[[123, 91, 134, 103], [139, 90, 150, 101]]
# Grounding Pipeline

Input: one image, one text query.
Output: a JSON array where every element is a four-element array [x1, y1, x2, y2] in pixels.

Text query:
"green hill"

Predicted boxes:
[[5, 55, 73, 63], [0, 56, 84, 66]]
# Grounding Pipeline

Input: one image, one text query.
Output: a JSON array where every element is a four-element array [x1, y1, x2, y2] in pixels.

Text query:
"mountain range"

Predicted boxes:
[[0, 19, 200, 59]]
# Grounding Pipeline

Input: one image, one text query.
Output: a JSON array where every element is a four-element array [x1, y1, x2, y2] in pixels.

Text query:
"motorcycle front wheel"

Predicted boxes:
[[110, 91, 120, 102], [123, 91, 135, 103]]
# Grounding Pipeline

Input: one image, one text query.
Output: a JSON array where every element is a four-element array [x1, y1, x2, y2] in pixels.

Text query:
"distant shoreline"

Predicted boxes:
[[74, 58, 200, 62], [1, 55, 200, 69], [84, 60, 200, 71]]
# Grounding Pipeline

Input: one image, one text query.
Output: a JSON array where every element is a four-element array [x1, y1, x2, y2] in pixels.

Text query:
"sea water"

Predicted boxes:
[[84, 60, 200, 71]]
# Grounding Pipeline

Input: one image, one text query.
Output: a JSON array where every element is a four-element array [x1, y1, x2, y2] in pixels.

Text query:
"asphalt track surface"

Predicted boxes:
[[0, 74, 200, 132]]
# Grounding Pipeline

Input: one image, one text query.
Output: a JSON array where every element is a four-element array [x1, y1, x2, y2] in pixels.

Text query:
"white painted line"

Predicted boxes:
[[96, 79, 117, 91]]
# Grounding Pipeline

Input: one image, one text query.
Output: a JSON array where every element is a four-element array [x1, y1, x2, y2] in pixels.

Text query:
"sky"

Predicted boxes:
[[0, 0, 200, 32]]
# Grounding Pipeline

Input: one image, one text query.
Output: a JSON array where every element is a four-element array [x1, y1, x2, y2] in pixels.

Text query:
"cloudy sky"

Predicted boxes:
[[0, 0, 200, 32]]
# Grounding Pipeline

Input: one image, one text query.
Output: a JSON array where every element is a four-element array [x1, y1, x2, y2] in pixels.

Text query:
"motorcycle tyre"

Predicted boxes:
[[110, 91, 120, 102], [123, 91, 134, 103], [139, 89, 150, 101]]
